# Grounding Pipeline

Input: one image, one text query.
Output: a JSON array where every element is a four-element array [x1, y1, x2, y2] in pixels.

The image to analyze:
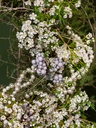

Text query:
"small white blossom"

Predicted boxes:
[[64, 7, 72, 18], [75, 0, 81, 8], [24, 0, 31, 6], [29, 13, 37, 20]]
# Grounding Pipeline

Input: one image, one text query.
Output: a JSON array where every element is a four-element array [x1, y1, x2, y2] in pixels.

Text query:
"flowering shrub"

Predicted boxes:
[[0, 0, 96, 128]]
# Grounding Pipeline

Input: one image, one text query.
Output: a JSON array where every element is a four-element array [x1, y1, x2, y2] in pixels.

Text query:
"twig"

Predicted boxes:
[[17, 48, 21, 77], [0, 18, 18, 30], [0, 6, 32, 12], [81, 6, 94, 36], [0, 0, 2, 7], [80, 118, 96, 125], [0, 37, 9, 40], [0, 59, 17, 66], [93, 23, 96, 49]]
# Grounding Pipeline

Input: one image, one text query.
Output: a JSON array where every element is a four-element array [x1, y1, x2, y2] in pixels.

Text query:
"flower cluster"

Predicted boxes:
[[0, 68, 92, 127], [16, 1, 94, 85], [31, 52, 47, 75], [0, 0, 95, 127], [63, 6, 72, 18]]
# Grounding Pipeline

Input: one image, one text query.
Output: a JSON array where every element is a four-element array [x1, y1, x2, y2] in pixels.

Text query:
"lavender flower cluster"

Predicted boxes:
[[49, 57, 64, 83], [32, 52, 47, 75]]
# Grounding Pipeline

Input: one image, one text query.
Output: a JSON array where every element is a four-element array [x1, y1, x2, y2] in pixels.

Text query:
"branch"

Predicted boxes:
[[0, 6, 32, 12]]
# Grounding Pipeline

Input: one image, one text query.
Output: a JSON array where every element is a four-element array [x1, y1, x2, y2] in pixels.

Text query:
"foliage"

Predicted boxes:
[[0, 0, 96, 128]]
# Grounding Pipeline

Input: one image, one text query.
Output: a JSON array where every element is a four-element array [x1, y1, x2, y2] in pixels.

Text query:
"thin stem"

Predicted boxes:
[[81, 6, 94, 36], [17, 48, 21, 77], [0, 6, 32, 12]]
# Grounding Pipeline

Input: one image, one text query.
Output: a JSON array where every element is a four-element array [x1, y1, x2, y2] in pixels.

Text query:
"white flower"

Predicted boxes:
[[8, 100, 11, 104], [29, 13, 37, 20], [18, 43, 23, 48], [86, 32, 93, 39], [12, 97, 15, 101], [75, 0, 81, 8], [0, 102, 3, 109], [24, 0, 31, 6], [21, 20, 32, 32], [48, 0, 54, 2], [17, 113, 22, 120], [3, 120, 8, 125], [48, 5, 59, 16], [16, 32, 27, 42], [1, 115, 6, 120], [75, 119, 80, 127], [8, 108, 12, 114], [64, 7, 72, 18], [25, 94, 30, 98], [56, 45, 70, 61], [34, 0, 44, 7]]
